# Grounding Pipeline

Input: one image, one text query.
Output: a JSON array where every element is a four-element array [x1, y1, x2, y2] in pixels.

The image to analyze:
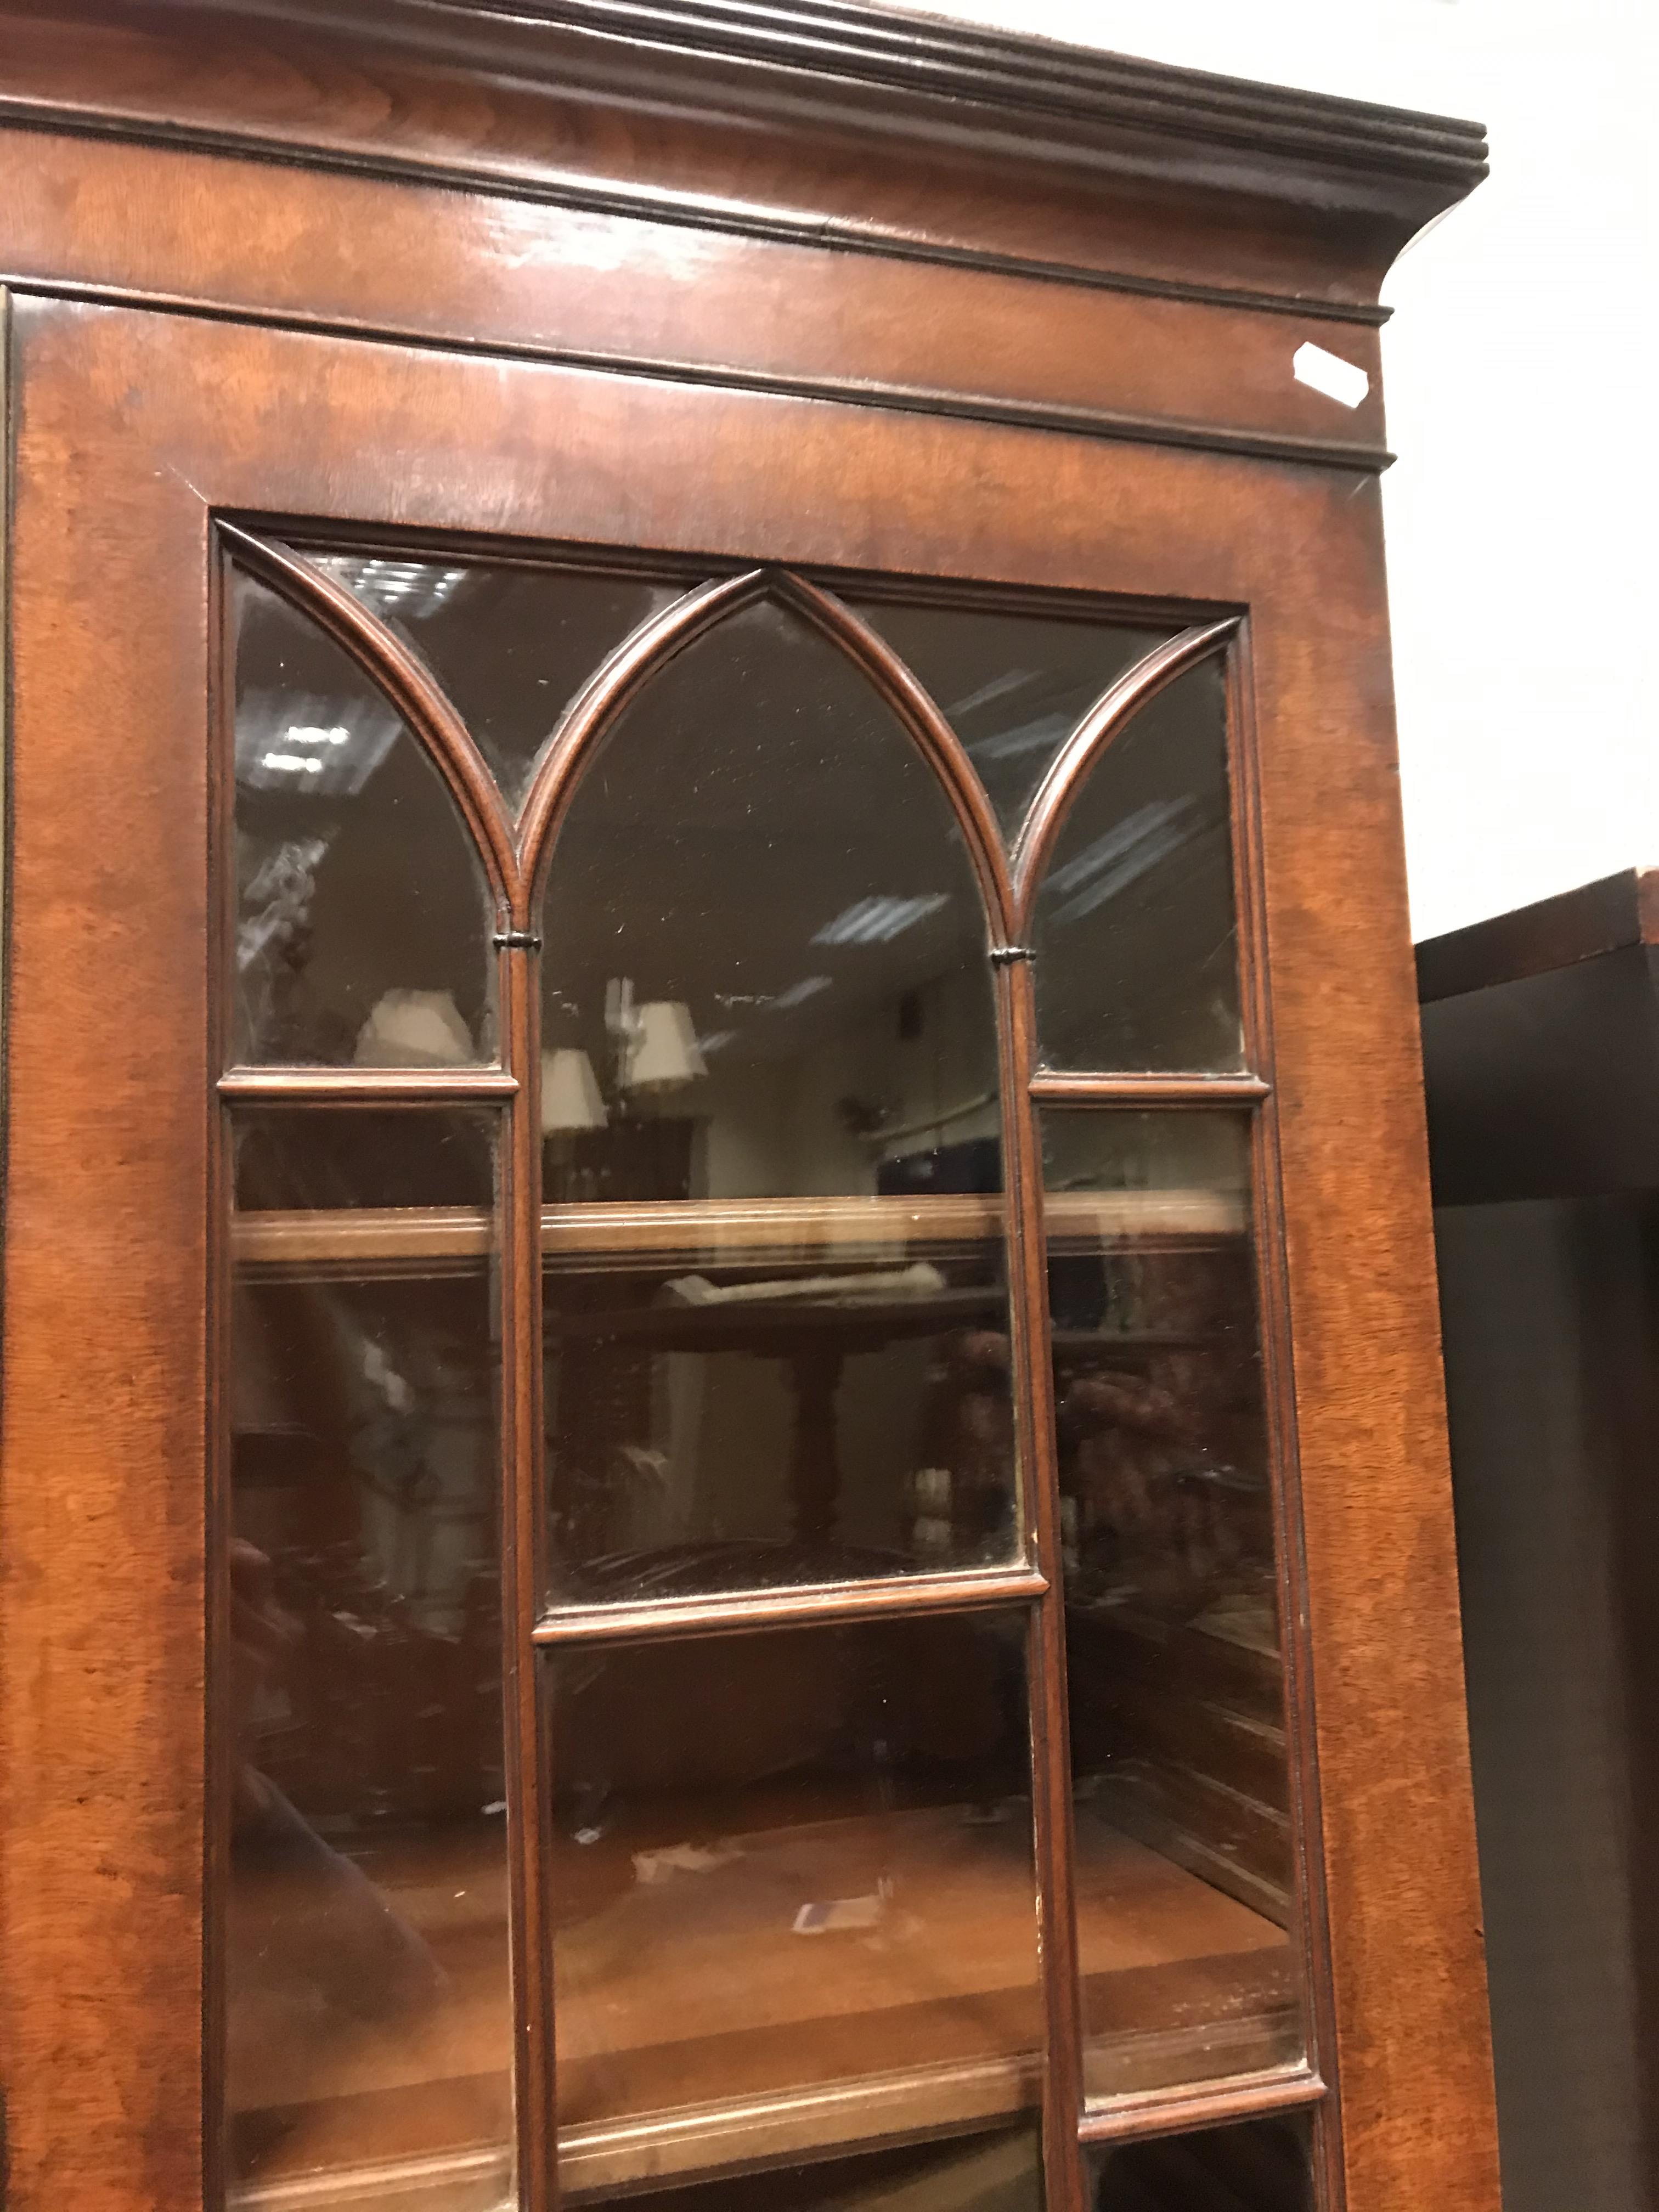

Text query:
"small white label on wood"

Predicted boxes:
[[1293, 341, 1370, 409]]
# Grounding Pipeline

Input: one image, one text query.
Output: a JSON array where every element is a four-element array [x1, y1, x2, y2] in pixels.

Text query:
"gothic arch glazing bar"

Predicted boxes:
[[518, 567, 1018, 946], [1009, 617, 1239, 938], [220, 522, 519, 914], [517, 569, 767, 915]]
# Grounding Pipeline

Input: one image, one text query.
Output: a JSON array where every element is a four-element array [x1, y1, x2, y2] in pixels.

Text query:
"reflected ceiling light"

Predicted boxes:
[[541, 1048, 607, 1134], [328, 557, 470, 620], [811, 895, 948, 946], [968, 709, 1073, 763], [236, 690, 401, 795], [949, 668, 1031, 717], [767, 975, 832, 1012], [1046, 797, 1198, 927]]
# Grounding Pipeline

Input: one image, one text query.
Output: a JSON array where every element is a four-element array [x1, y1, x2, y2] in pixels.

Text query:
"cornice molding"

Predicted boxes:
[[373, 0, 1487, 189], [0, 0, 1489, 323]]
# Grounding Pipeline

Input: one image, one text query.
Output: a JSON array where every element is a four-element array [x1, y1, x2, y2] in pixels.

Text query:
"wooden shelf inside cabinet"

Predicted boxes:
[[226, 1788, 1294, 2209], [230, 1190, 1249, 1281]]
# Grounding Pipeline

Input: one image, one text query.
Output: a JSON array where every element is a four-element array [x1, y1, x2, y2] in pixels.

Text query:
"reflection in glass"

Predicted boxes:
[[1088, 2111, 1312, 2210], [315, 551, 685, 809], [853, 599, 1170, 849], [1032, 659, 1242, 1073], [232, 571, 495, 1067], [1041, 1114, 1298, 2101], [596, 2122, 1043, 2209], [544, 1201, 1016, 1603], [548, 1613, 1038, 2194], [225, 1111, 511, 2207], [538, 596, 1018, 1604]]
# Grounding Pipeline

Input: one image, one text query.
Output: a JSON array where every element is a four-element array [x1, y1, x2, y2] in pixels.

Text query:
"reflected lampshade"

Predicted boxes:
[[624, 1001, 707, 1092], [541, 1048, 607, 1133], [353, 988, 473, 1068]]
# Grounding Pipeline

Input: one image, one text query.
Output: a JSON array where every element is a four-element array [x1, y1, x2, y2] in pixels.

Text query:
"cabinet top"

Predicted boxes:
[[1, 0, 1486, 317]]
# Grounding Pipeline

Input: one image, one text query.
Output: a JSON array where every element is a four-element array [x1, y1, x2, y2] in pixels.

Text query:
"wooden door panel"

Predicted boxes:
[[0, 297, 1493, 2212]]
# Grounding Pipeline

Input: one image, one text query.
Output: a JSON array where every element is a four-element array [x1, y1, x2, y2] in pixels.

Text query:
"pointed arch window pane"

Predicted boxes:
[[1032, 657, 1243, 1072], [315, 551, 684, 809], [851, 597, 1170, 847], [232, 571, 495, 1066], [538, 597, 1017, 1604]]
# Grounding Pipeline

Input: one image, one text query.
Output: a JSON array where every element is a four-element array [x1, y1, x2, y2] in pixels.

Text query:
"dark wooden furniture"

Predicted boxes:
[[0, 8, 1498, 2211], [1421, 871, 1659, 2212]]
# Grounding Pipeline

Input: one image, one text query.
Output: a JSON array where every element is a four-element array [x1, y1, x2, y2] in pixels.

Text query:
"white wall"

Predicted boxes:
[[890, 0, 1659, 939]]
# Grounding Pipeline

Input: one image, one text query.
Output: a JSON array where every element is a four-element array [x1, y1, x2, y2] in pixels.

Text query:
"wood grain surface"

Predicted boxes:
[[0, 271, 1498, 2212]]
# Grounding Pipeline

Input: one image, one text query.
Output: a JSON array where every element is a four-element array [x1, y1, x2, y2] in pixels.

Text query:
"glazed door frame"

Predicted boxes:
[[0, 295, 1488, 2211]]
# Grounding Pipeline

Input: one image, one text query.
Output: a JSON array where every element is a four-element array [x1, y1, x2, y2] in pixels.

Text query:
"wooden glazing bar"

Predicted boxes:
[[1075, 2064, 1326, 2148], [533, 1565, 1049, 1647], [499, 944, 554, 2212], [204, 507, 237, 2212], [1028, 1073, 1269, 1105], [516, 572, 763, 903], [776, 576, 1016, 943], [998, 957, 1087, 2212], [217, 1065, 518, 1101], [1008, 622, 1238, 935], [218, 523, 520, 907]]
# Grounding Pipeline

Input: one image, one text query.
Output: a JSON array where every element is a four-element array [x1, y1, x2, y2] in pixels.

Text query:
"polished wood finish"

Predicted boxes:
[[0, 120, 1395, 471], [0, 11, 1496, 2211], [0, 2, 1485, 317], [0, 290, 1499, 2212]]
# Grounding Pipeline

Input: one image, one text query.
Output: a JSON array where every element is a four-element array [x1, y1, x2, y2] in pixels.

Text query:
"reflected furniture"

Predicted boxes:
[[1420, 870, 1659, 2212], [0, 8, 1498, 2212]]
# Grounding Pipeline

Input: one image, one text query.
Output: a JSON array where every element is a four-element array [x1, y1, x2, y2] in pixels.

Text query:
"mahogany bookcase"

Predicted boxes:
[[0, 8, 1499, 2212]]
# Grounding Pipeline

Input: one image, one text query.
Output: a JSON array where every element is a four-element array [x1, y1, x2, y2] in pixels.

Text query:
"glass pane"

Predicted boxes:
[[233, 569, 495, 1066], [852, 598, 1170, 848], [594, 2122, 1043, 2209], [548, 1612, 1038, 2197], [544, 1201, 1015, 1604], [539, 596, 1017, 1605], [1041, 1113, 1299, 2101], [1088, 2111, 1313, 2210], [315, 551, 684, 809], [225, 1110, 511, 2208], [1032, 659, 1242, 1073]]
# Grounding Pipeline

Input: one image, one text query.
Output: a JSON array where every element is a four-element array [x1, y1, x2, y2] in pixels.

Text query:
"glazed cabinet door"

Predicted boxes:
[[0, 299, 1488, 2212]]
